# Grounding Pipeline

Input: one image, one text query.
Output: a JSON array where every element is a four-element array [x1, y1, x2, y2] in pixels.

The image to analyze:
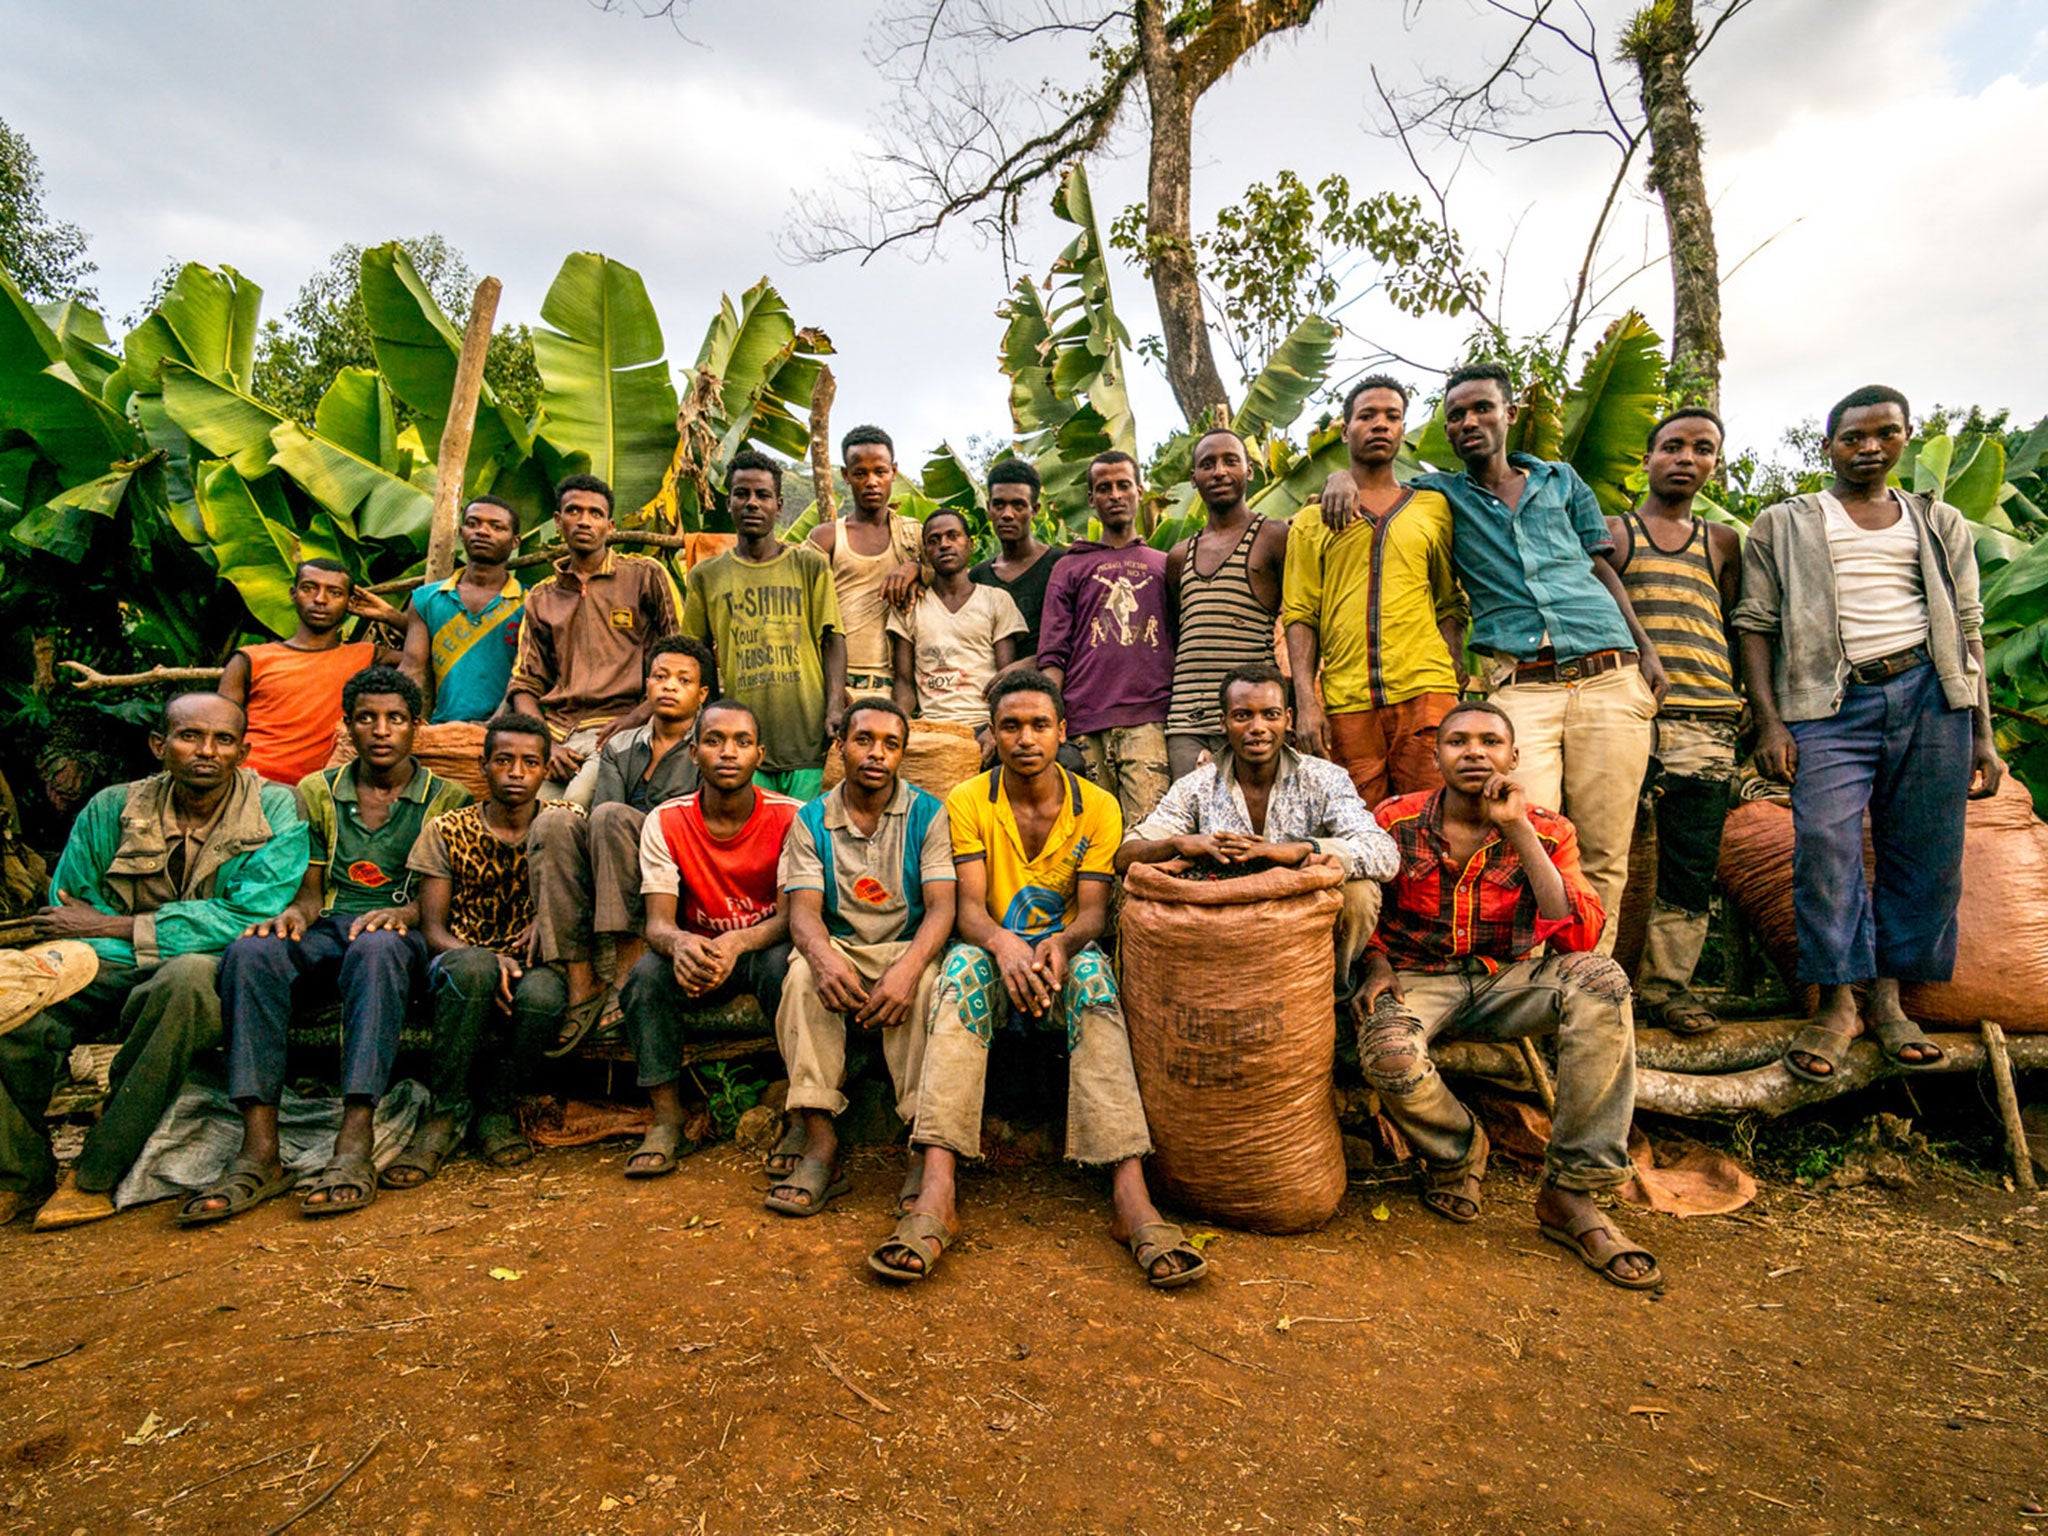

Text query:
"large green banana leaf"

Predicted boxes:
[[1233, 316, 1341, 441], [1558, 311, 1663, 513], [119, 263, 266, 521], [193, 460, 305, 636], [34, 299, 121, 399], [532, 253, 678, 516], [0, 272, 136, 483], [694, 280, 831, 465]]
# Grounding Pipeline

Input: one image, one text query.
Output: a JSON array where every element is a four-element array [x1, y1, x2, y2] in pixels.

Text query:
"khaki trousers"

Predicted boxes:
[[1334, 878, 1384, 990], [1484, 662, 1657, 957], [542, 724, 606, 808], [1078, 723, 1171, 827], [776, 938, 936, 1121], [912, 942, 1152, 1166], [530, 802, 645, 965]]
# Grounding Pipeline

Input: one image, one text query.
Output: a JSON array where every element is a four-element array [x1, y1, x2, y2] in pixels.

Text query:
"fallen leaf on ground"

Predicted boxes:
[[1187, 1232, 1220, 1251], [1371, 1204, 1390, 1222], [122, 1412, 163, 1445], [488, 1268, 523, 1282]]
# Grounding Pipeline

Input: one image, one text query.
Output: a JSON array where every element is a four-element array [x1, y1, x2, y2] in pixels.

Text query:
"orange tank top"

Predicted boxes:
[[240, 640, 377, 786]]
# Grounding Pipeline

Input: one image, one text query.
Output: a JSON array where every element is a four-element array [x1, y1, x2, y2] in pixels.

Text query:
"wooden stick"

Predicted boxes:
[[1517, 1037, 1557, 1116], [61, 661, 223, 693], [1981, 1019, 2038, 1196], [259, 1432, 384, 1536], [423, 278, 502, 586], [808, 363, 838, 521], [164, 1443, 309, 1506], [812, 1344, 892, 1414], [3, 1340, 83, 1370]]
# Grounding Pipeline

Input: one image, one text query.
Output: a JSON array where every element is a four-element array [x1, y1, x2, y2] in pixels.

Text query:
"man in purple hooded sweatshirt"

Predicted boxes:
[[1035, 451, 1175, 824]]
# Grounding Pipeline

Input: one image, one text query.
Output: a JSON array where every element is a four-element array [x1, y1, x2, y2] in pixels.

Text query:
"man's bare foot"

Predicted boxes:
[[1535, 1183, 1659, 1287]]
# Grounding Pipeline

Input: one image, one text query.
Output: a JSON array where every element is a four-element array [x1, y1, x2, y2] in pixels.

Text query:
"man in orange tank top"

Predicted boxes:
[[218, 559, 392, 788]]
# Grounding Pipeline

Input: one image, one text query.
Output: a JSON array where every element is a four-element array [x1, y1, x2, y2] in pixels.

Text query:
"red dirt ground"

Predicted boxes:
[[2, 1140, 2044, 1535]]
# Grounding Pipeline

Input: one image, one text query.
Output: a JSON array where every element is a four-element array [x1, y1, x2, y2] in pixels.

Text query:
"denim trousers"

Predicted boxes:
[[1787, 663, 1973, 986], [623, 943, 793, 1088], [425, 947, 565, 1120], [220, 915, 426, 1104]]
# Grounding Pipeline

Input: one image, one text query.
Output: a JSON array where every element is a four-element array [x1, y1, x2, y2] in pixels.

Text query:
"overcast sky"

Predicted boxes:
[[7, 0, 2045, 469]]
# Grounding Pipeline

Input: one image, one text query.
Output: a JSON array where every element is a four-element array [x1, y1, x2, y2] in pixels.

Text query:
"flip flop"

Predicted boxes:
[[1127, 1220, 1208, 1289], [380, 1115, 463, 1190], [175, 1157, 297, 1228], [1539, 1208, 1663, 1291], [544, 993, 608, 1059], [1419, 1122, 1489, 1224], [762, 1120, 806, 1179], [868, 1211, 954, 1283], [478, 1113, 535, 1169], [624, 1122, 695, 1180], [298, 1153, 377, 1219], [764, 1155, 851, 1218], [1782, 1021, 1858, 1083], [1654, 996, 1723, 1036], [1869, 1012, 1945, 1069]]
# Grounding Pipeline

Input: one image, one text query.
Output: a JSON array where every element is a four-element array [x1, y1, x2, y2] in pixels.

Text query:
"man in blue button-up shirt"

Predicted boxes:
[[1324, 362, 1666, 958]]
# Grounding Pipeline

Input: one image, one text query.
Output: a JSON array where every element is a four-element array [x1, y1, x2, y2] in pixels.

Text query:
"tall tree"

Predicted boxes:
[[0, 117, 96, 303], [784, 0, 1329, 428]]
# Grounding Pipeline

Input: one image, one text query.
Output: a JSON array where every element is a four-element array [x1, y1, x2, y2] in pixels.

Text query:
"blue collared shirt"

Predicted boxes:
[[1415, 454, 1634, 659]]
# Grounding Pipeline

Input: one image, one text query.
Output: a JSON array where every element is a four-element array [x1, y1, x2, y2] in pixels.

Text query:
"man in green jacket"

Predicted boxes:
[[0, 693, 310, 1229]]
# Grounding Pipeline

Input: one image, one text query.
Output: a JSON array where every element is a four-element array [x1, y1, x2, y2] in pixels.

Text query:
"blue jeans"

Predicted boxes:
[[220, 916, 426, 1104], [425, 948, 565, 1120], [1788, 663, 1973, 986]]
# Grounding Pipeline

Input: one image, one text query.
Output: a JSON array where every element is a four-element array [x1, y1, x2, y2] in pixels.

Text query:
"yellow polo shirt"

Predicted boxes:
[[945, 767, 1120, 938]]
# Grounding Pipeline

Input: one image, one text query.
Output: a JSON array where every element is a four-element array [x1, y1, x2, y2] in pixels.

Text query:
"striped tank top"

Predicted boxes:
[[1167, 513, 1278, 735], [1620, 512, 1738, 713]]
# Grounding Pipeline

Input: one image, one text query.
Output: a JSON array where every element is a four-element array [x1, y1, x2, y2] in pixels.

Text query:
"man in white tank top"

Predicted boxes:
[[807, 424, 925, 699], [1735, 385, 2004, 1083]]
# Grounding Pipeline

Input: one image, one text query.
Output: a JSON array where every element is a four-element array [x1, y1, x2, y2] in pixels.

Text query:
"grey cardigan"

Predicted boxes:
[[1730, 490, 1982, 722], [589, 721, 699, 812]]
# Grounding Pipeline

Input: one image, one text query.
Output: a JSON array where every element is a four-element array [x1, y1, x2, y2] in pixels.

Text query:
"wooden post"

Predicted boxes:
[[423, 277, 503, 585], [1981, 1019, 2037, 1196], [808, 363, 838, 523], [1517, 1037, 1557, 1117]]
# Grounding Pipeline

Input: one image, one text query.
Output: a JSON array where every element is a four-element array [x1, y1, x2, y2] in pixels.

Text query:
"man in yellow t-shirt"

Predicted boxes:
[[865, 670, 1207, 1292], [1284, 375, 1467, 806]]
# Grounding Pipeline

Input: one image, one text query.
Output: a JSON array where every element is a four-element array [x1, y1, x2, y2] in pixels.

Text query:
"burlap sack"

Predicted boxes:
[[1717, 778, 2048, 1031], [327, 721, 490, 800], [820, 719, 986, 800], [1119, 857, 1348, 1233]]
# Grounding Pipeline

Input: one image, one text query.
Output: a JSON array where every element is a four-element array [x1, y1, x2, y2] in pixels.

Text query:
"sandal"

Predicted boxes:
[[1419, 1123, 1489, 1224], [896, 1153, 924, 1214], [175, 1157, 297, 1228], [380, 1115, 463, 1190], [868, 1211, 954, 1283], [624, 1122, 695, 1180], [762, 1120, 806, 1179], [1869, 1012, 1945, 1069], [1539, 1207, 1664, 1291], [1126, 1220, 1208, 1289], [764, 1155, 851, 1218], [544, 994, 608, 1059], [1654, 995, 1722, 1036], [478, 1113, 534, 1169], [1782, 1020, 1859, 1083], [298, 1153, 377, 1219]]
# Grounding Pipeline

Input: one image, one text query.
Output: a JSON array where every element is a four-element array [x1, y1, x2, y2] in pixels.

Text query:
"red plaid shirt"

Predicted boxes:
[[1367, 790, 1605, 972]]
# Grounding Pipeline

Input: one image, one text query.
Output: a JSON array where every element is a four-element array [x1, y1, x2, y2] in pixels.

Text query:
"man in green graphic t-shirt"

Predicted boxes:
[[683, 450, 847, 800]]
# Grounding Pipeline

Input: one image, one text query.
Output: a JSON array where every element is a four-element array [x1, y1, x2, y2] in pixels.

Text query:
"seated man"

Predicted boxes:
[[1355, 700, 1659, 1290], [219, 559, 388, 788], [870, 671, 1207, 1290], [1115, 662, 1397, 999], [530, 635, 715, 1052], [190, 667, 470, 1225], [1, 694, 308, 1230], [621, 700, 799, 1177], [887, 507, 1026, 752], [767, 698, 956, 1217], [381, 714, 568, 1187]]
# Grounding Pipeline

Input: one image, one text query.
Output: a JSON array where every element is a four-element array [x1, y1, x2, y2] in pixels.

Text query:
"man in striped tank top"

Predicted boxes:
[[1163, 428, 1289, 781], [1604, 409, 1742, 1034]]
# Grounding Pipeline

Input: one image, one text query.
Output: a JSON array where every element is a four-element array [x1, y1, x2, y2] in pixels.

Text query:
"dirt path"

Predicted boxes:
[[2, 1143, 2043, 1534]]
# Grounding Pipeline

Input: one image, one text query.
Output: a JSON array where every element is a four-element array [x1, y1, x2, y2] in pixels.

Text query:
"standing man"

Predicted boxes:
[[219, 559, 384, 788], [1327, 363, 1668, 955], [356, 495, 525, 724], [969, 459, 1067, 669], [1164, 429, 1289, 781], [1, 695, 308, 1229], [1604, 409, 1742, 1034], [191, 667, 469, 1223], [1036, 451, 1175, 824], [767, 699, 956, 1217], [1285, 376, 1465, 804], [1116, 664, 1397, 1000], [888, 509, 1027, 741], [506, 473, 684, 806], [1356, 700, 1658, 1289], [684, 450, 846, 799], [1735, 385, 2002, 1080], [530, 635, 715, 1051], [381, 714, 568, 1187], [869, 671, 1207, 1290], [808, 425, 924, 698], [620, 700, 800, 1178]]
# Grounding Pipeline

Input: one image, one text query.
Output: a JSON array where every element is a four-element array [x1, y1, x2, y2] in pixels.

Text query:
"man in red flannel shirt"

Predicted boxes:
[[1358, 699, 1660, 1290]]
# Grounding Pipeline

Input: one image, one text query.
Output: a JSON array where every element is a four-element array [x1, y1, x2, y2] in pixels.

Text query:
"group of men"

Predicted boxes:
[[0, 380, 2001, 1295]]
